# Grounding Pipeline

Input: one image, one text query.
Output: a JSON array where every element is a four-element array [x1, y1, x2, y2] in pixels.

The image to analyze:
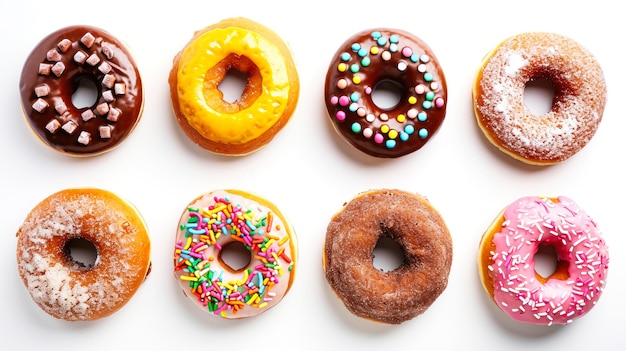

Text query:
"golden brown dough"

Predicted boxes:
[[16, 188, 151, 321]]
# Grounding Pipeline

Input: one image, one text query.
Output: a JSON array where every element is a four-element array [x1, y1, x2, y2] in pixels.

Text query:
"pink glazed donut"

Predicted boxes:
[[478, 196, 609, 325]]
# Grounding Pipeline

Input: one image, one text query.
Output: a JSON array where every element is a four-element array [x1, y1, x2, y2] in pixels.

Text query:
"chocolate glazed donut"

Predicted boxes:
[[19, 25, 143, 157], [324, 29, 447, 158]]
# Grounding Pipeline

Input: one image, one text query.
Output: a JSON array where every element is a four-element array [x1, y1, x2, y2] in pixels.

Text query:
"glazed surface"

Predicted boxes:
[[323, 189, 452, 324], [325, 29, 447, 158], [481, 196, 609, 325], [169, 18, 300, 155], [20, 25, 143, 156], [473, 32, 606, 165], [173, 189, 297, 319], [16, 188, 151, 321]]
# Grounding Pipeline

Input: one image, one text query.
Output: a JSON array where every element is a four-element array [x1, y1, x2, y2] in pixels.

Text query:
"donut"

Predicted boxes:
[[173, 189, 297, 318], [16, 188, 151, 321], [472, 32, 607, 165], [478, 196, 609, 325], [323, 189, 453, 324], [169, 17, 300, 156], [324, 29, 447, 158], [19, 25, 143, 157]]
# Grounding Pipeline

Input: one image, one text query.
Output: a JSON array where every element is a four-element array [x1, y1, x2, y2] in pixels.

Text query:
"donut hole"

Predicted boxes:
[[372, 236, 405, 272], [523, 78, 556, 115], [371, 80, 403, 110], [63, 237, 98, 270], [218, 69, 248, 103], [204, 54, 262, 114], [71, 77, 99, 109], [534, 243, 569, 282], [218, 241, 251, 273]]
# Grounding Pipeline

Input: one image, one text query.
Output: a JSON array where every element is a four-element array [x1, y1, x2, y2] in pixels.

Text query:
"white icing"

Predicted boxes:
[[173, 190, 296, 319]]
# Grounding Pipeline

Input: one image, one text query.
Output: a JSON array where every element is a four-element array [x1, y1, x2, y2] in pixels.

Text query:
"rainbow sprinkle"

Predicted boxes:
[[173, 195, 293, 318]]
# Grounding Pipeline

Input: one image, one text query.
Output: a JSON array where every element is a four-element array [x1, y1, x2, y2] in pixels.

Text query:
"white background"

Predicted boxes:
[[1, 1, 624, 350]]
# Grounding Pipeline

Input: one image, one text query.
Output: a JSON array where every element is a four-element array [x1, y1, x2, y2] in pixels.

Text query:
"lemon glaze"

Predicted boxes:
[[175, 27, 291, 144]]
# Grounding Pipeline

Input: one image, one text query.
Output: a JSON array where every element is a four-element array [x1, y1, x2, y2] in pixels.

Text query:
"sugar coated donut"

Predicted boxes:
[[472, 32, 606, 165], [173, 189, 297, 319], [478, 196, 609, 325], [324, 29, 447, 158], [16, 188, 151, 321], [169, 17, 300, 156], [323, 189, 452, 324], [20, 25, 143, 157]]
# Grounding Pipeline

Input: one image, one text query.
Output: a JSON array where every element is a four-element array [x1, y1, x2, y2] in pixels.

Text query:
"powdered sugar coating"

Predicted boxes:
[[473, 32, 606, 165], [16, 189, 151, 321]]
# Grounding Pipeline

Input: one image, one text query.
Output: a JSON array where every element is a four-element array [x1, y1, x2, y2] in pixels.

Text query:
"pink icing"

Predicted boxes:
[[488, 196, 609, 325]]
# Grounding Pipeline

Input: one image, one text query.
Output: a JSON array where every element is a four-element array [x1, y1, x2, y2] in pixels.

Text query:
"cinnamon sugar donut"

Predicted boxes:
[[16, 188, 151, 321], [472, 32, 606, 165], [323, 189, 453, 324]]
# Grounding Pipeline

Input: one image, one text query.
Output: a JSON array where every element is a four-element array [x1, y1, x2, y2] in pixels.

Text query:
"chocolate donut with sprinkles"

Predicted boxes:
[[324, 29, 447, 158], [173, 189, 297, 319], [478, 196, 610, 325], [19, 25, 143, 157]]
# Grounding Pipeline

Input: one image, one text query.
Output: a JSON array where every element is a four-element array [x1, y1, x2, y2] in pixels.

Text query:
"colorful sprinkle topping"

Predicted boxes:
[[328, 31, 446, 151], [173, 194, 294, 318]]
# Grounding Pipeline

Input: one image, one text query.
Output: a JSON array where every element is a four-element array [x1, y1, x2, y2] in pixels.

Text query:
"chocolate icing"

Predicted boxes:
[[324, 29, 447, 158], [19, 25, 143, 156]]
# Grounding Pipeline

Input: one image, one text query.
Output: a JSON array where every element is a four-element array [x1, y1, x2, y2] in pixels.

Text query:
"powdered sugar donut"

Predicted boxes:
[[472, 32, 606, 165], [16, 188, 151, 321]]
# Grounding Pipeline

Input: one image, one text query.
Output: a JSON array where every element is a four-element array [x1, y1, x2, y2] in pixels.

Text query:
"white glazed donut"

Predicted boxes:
[[173, 189, 297, 319]]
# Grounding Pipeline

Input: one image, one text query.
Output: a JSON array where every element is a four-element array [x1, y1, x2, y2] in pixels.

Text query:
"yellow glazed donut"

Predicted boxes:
[[473, 32, 606, 165], [173, 189, 297, 319], [16, 188, 151, 321], [169, 17, 300, 156]]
